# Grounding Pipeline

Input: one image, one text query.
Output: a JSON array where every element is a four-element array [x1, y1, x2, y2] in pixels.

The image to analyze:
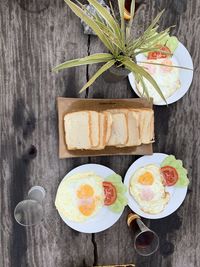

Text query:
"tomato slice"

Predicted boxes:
[[161, 166, 179, 186], [147, 46, 172, 60], [103, 181, 117, 206]]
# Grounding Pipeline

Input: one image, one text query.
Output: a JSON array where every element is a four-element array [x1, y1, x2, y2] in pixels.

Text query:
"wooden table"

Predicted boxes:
[[1, 0, 199, 266]]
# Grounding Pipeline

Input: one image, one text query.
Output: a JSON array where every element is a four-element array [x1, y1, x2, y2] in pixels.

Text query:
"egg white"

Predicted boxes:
[[136, 58, 181, 104], [55, 172, 104, 222], [130, 164, 170, 214]]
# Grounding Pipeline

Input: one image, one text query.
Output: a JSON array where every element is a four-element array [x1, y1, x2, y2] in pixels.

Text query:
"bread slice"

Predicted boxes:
[[104, 111, 112, 145], [98, 113, 106, 149], [131, 108, 154, 144], [90, 112, 105, 150], [106, 108, 141, 147], [107, 112, 128, 146], [64, 111, 91, 150], [89, 111, 100, 148], [106, 109, 129, 146], [140, 109, 154, 144], [126, 110, 141, 146]]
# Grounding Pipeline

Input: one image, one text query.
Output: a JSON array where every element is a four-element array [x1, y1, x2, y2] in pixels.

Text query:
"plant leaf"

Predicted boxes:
[[143, 29, 172, 48], [139, 75, 150, 100], [92, 19, 122, 52], [64, 0, 114, 53], [144, 10, 165, 35], [88, 0, 121, 40], [137, 60, 193, 71], [127, 30, 170, 56], [129, 10, 165, 51], [133, 47, 172, 56], [53, 53, 114, 72], [78, 6, 121, 54], [79, 60, 116, 93], [133, 72, 150, 100], [122, 58, 167, 103], [118, 0, 125, 45], [109, 0, 117, 20], [126, 0, 135, 38]]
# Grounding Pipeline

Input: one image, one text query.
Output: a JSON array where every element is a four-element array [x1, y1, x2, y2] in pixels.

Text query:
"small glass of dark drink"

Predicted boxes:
[[127, 213, 159, 256]]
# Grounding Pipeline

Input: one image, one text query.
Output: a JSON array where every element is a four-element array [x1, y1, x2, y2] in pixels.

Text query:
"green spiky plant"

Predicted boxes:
[[53, 0, 177, 102]]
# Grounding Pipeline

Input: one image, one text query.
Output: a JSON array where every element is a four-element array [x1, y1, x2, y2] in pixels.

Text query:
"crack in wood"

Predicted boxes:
[[92, 233, 98, 266], [85, 35, 91, 99], [84, 34, 99, 266], [9, 146, 30, 267]]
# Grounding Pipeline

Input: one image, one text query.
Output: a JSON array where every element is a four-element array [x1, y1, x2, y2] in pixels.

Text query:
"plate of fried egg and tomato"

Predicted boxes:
[[55, 164, 127, 233], [128, 35, 194, 105], [124, 153, 189, 219]]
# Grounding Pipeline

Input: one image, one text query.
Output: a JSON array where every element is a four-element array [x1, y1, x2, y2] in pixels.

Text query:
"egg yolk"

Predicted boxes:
[[79, 199, 95, 216], [77, 184, 94, 199], [138, 172, 154, 185], [77, 184, 96, 216]]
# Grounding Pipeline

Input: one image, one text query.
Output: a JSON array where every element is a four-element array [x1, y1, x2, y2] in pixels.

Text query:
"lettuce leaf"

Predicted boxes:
[[105, 174, 127, 213], [161, 155, 189, 187], [166, 36, 179, 53]]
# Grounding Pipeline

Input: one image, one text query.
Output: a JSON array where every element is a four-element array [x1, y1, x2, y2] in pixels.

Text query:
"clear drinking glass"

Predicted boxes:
[[14, 186, 45, 226], [127, 213, 159, 256]]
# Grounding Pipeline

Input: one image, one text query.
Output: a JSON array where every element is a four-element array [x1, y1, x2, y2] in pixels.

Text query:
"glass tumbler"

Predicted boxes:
[[127, 213, 159, 256], [14, 186, 45, 226]]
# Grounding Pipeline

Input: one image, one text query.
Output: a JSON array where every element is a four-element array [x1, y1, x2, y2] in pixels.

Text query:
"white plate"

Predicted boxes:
[[56, 164, 124, 233], [128, 42, 194, 105], [124, 153, 188, 219]]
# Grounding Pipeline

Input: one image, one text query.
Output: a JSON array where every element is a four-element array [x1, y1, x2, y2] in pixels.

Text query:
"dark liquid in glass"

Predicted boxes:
[[136, 231, 155, 248]]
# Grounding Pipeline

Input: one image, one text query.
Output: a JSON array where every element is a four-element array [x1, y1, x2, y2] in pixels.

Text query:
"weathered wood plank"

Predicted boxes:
[[0, 1, 93, 267], [87, 0, 200, 267]]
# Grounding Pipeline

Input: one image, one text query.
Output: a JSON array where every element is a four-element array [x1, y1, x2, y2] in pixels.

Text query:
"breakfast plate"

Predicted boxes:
[[128, 42, 194, 105], [55, 164, 125, 233], [124, 153, 188, 219]]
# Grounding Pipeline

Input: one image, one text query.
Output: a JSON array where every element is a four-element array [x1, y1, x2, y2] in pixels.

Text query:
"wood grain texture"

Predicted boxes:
[[0, 1, 93, 267], [0, 0, 200, 267], [88, 0, 200, 267]]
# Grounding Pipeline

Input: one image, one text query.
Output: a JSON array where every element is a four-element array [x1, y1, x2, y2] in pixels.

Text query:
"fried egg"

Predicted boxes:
[[130, 164, 170, 214], [55, 172, 104, 222], [136, 58, 181, 104]]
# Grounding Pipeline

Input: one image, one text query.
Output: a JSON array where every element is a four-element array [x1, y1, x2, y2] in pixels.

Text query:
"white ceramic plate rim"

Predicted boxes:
[[124, 153, 188, 219], [56, 164, 124, 233], [128, 42, 194, 105]]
